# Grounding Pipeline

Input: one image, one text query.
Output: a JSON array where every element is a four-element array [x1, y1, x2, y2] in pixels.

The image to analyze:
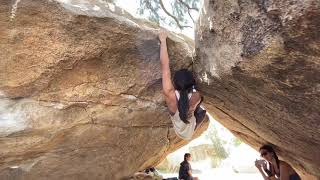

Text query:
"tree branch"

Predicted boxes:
[[178, 0, 198, 23], [178, 0, 199, 11], [158, 0, 192, 29]]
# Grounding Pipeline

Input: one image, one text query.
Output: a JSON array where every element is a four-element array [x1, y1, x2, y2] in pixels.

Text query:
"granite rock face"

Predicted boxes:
[[0, 0, 208, 179], [195, 0, 320, 178]]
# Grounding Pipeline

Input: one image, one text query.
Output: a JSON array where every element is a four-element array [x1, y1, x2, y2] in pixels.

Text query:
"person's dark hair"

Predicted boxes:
[[173, 69, 196, 124], [184, 153, 191, 161], [259, 144, 280, 177]]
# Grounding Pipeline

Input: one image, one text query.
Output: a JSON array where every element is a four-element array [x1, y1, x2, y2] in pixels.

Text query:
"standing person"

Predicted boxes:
[[159, 29, 206, 140], [255, 144, 301, 180], [179, 153, 199, 180]]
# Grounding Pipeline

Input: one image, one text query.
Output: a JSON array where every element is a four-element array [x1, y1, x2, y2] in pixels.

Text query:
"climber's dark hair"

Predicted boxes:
[[260, 144, 280, 177], [184, 153, 191, 161], [173, 69, 196, 124]]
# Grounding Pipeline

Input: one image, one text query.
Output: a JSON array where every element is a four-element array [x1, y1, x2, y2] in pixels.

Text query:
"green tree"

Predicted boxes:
[[206, 125, 229, 167], [233, 138, 242, 147], [137, 0, 200, 29]]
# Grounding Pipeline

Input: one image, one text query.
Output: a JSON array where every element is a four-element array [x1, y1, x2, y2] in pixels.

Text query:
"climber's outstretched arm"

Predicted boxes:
[[159, 29, 177, 113]]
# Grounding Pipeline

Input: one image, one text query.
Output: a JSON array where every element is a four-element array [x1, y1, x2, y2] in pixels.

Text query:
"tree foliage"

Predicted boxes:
[[206, 125, 229, 167], [233, 138, 242, 147]]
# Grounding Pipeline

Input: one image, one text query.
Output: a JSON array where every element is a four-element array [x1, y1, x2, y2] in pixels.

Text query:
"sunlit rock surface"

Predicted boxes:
[[0, 0, 208, 179]]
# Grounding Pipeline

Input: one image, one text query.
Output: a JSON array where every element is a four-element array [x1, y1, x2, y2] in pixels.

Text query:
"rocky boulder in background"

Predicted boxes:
[[195, 0, 320, 178]]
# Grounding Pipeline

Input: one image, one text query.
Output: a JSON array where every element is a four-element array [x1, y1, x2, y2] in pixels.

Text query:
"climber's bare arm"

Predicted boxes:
[[159, 29, 177, 113]]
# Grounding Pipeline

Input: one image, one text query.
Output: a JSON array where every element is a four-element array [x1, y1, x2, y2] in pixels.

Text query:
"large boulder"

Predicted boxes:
[[195, 0, 319, 178], [0, 0, 208, 179]]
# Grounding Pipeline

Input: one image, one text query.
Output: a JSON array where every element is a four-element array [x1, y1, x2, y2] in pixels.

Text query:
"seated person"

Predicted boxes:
[[255, 144, 301, 180], [178, 153, 199, 180]]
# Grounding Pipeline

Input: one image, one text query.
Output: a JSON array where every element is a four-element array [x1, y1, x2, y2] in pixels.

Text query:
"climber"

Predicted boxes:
[[159, 29, 206, 140], [255, 144, 301, 180]]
